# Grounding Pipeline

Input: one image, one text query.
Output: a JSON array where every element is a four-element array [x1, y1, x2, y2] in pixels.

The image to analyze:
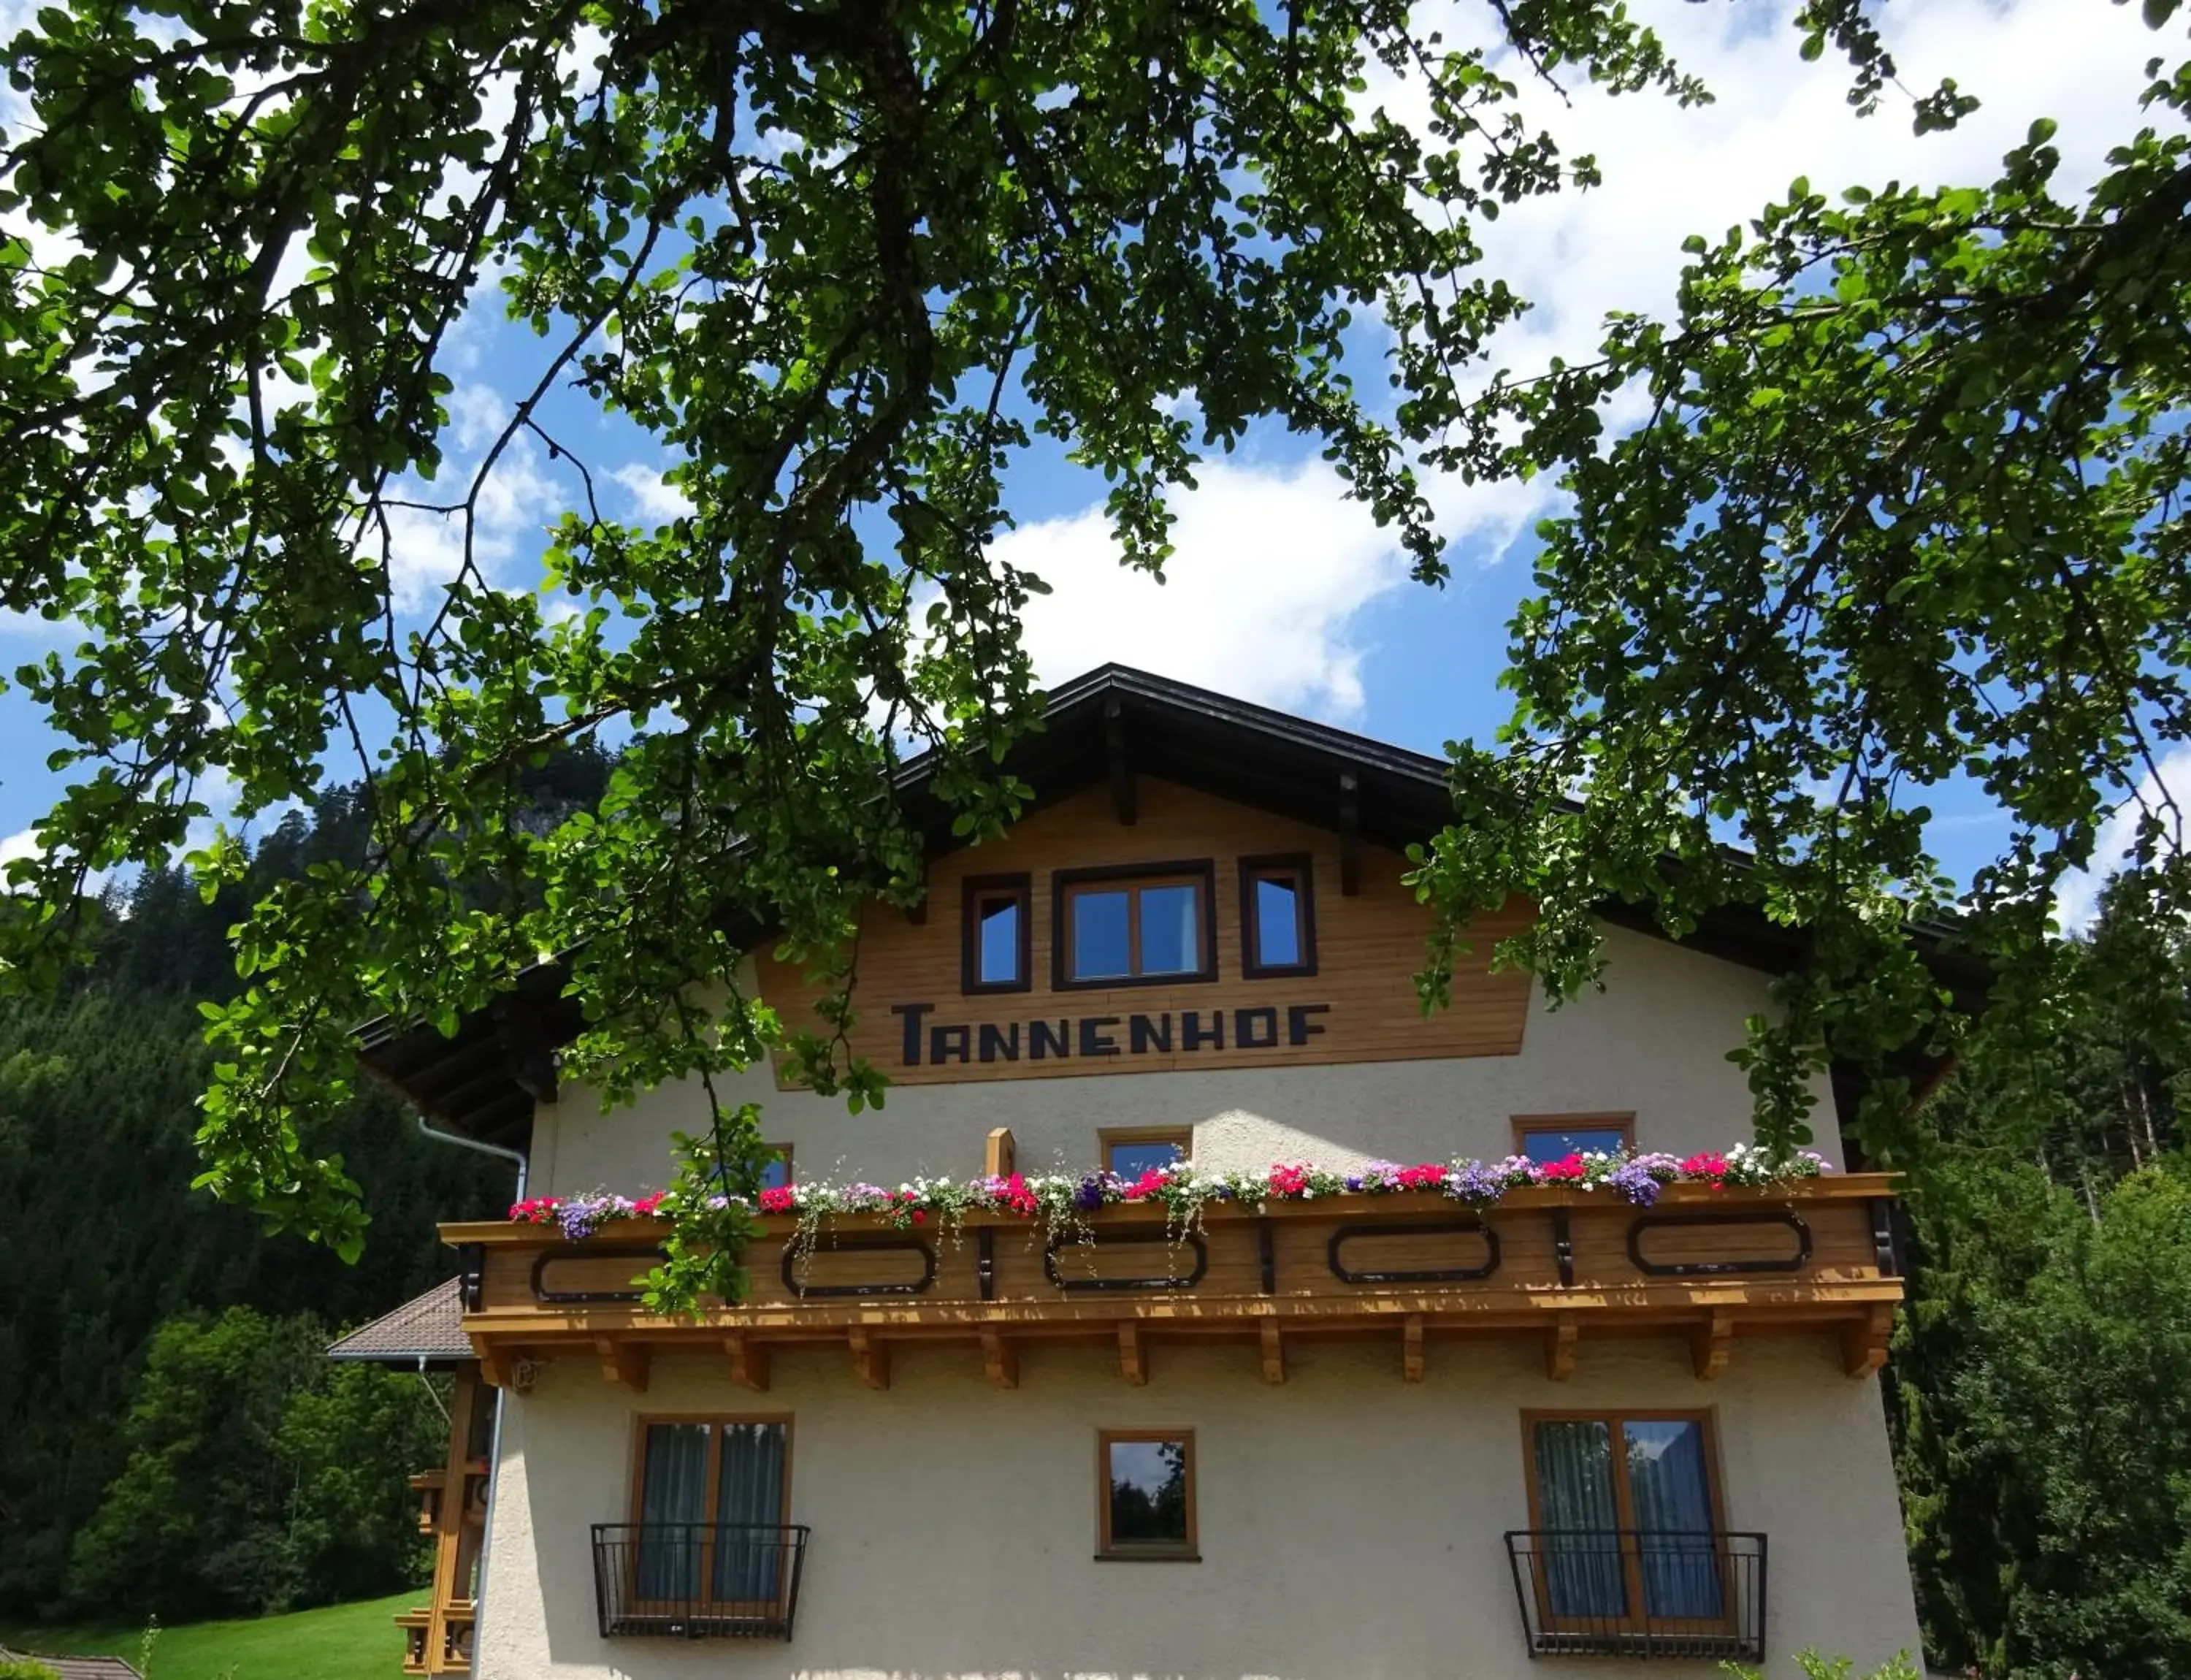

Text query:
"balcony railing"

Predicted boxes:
[[591, 1522, 811, 1640], [1504, 1530, 1766, 1660]]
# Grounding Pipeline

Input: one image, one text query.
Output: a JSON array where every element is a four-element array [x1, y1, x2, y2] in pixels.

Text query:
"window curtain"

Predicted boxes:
[[1533, 1421, 1626, 1619], [635, 1424, 711, 1600], [1624, 1420, 1723, 1620], [713, 1423, 788, 1603]]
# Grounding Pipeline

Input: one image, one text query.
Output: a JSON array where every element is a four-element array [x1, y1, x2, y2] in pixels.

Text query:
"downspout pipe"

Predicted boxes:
[[417, 1115, 529, 1676]]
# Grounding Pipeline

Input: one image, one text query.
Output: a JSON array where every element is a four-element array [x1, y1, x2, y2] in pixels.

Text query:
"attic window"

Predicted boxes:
[[1240, 855, 1316, 977], [1053, 863, 1217, 988], [961, 874, 1032, 993]]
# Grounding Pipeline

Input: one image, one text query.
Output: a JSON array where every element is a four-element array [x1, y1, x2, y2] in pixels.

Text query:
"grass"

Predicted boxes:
[[0, 1589, 419, 1680]]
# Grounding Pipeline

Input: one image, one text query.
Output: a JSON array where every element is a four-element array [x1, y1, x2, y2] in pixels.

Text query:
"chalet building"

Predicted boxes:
[[351, 665, 1965, 1680]]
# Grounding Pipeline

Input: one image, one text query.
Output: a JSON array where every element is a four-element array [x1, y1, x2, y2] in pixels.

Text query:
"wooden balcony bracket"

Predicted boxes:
[[1259, 1319, 1285, 1385], [1545, 1313, 1579, 1382], [982, 1329, 1020, 1390], [477, 1341, 518, 1391], [984, 1126, 1017, 1177], [1691, 1309, 1735, 1381], [597, 1337, 649, 1393], [1842, 1302, 1894, 1379], [724, 1333, 770, 1392], [849, 1326, 891, 1390], [1402, 1313, 1425, 1383], [1117, 1321, 1147, 1386]]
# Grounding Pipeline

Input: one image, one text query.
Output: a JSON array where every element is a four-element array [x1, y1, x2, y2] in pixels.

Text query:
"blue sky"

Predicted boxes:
[[0, 0, 2173, 925]]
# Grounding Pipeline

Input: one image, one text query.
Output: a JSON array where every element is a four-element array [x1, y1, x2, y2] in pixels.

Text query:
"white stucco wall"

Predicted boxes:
[[530, 923, 1840, 1199], [472, 1335, 1919, 1680]]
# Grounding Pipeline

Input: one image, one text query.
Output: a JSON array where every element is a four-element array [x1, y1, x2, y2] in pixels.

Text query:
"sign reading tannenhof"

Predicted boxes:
[[889, 1001, 1331, 1068]]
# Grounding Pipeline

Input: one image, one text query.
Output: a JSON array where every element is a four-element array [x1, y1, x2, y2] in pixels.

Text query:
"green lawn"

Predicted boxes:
[[0, 1589, 419, 1680]]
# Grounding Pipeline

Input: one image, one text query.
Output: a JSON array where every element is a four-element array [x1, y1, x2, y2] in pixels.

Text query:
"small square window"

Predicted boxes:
[[1097, 1429, 1197, 1560], [961, 874, 1031, 994], [1513, 1115, 1635, 1164], [760, 1144, 793, 1191], [1054, 864, 1217, 988], [1103, 1129, 1190, 1180], [1240, 855, 1316, 977]]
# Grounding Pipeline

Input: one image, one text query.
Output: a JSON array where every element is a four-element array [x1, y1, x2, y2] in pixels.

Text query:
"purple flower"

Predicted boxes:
[[1607, 1161, 1663, 1206], [1073, 1175, 1109, 1212]]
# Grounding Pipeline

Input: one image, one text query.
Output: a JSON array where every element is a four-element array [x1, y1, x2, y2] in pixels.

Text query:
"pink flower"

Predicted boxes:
[[1679, 1151, 1729, 1181], [759, 1185, 796, 1214]]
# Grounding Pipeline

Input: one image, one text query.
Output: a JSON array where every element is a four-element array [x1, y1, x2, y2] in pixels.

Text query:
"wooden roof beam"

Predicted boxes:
[[1105, 695, 1137, 825], [1338, 771, 1362, 896]]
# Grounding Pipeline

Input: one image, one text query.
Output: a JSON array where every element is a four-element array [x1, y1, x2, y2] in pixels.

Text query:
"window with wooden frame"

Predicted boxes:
[[1101, 1127, 1191, 1180], [1513, 1114, 1636, 1164], [630, 1417, 794, 1609], [1052, 862, 1218, 989], [960, 874, 1032, 994], [1096, 1429, 1198, 1560], [1521, 1410, 1730, 1633], [759, 1144, 793, 1191], [1239, 854, 1317, 978]]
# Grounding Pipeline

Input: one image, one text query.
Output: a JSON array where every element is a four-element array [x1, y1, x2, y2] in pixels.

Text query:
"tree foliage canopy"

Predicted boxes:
[[0, 0, 2184, 1300]]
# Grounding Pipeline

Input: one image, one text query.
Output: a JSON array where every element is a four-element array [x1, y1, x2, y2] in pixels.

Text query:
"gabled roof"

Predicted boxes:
[[324, 1277, 473, 1368], [0, 1652, 143, 1680], [355, 663, 1986, 1148]]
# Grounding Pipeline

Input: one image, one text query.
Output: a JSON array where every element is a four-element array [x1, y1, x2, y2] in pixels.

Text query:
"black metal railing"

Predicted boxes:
[[592, 1523, 811, 1639], [1504, 1530, 1766, 1660]]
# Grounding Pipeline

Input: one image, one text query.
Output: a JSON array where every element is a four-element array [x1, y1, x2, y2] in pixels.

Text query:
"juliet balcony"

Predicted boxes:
[[590, 1522, 811, 1640], [1504, 1530, 1767, 1661], [439, 1141, 1903, 1393]]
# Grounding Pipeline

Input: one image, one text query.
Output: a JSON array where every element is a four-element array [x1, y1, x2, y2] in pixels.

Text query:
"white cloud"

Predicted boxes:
[[1368, 0, 2165, 559], [611, 463, 697, 522], [371, 433, 562, 613], [2053, 747, 2191, 933], [990, 457, 1410, 721]]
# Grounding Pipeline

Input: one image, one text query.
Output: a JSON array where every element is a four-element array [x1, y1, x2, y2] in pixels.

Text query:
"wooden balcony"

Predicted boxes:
[[441, 1172, 1902, 1390]]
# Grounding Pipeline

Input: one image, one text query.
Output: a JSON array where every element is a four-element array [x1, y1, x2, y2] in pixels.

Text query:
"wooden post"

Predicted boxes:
[[1258, 1320, 1285, 1385], [422, 1364, 482, 1675], [1402, 1314, 1425, 1383], [984, 1127, 1017, 1177]]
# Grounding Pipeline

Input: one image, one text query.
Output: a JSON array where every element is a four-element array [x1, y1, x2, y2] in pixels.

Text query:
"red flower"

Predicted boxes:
[[632, 1192, 665, 1217], [509, 1196, 560, 1224], [1269, 1164, 1312, 1197], [1396, 1163, 1449, 1191], [759, 1185, 796, 1214], [1124, 1168, 1170, 1202], [1537, 1153, 1586, 1183], [911, 1210, 927, 1224], [1001, 1173, 1038, 1215], [1679, 1152, 1729, 1181]]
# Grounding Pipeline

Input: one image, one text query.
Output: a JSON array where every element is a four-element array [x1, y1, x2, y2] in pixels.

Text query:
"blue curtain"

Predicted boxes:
[[712, 1423, 788, 1603], [1624, 1420, 1722, 1620], [1533, 1420, 1626, 1619], [635, 1424, 710, 1600]]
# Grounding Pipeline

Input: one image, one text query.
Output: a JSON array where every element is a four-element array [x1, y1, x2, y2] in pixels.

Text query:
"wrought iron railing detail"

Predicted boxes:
[[1504, 1530, 1766, 1660], [592, 1523, 811, 1640]]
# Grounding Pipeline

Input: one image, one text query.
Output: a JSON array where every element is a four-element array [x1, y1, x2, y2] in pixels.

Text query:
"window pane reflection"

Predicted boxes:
[[1072, 890, 1131, 978], [1106, 1437, 1190, 1549], [1138, 885, 1199, 974]]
